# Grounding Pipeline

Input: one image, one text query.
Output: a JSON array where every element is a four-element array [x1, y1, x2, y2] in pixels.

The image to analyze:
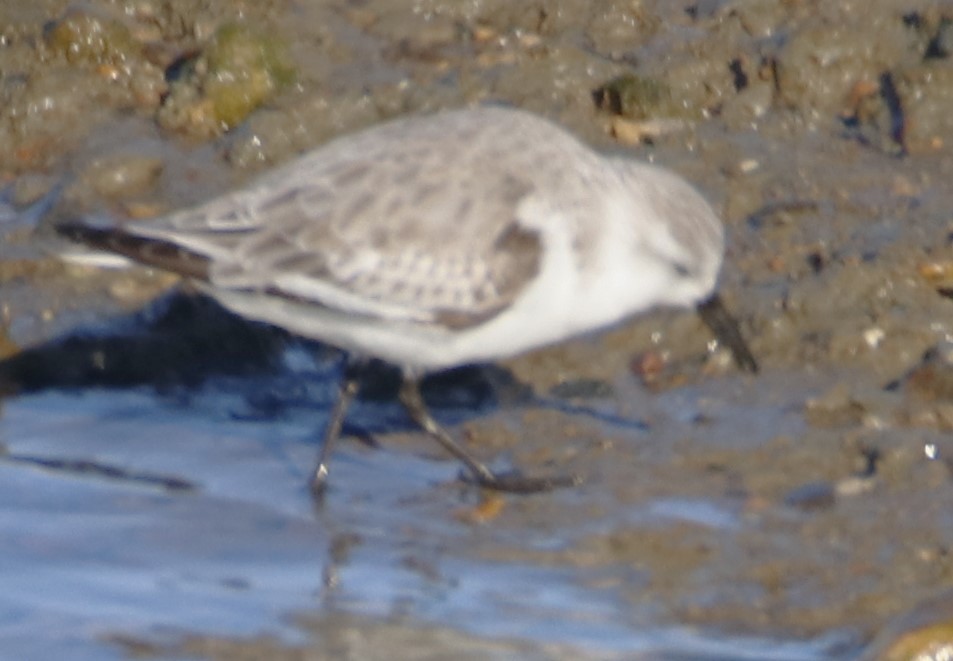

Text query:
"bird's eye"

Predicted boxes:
[[672, 261, 692, 277]]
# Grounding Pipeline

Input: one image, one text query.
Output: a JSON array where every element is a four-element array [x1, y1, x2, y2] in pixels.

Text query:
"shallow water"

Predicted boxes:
[[0, 377, 847, 659]]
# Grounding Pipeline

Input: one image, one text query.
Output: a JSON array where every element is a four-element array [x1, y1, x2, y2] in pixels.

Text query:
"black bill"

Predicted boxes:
[[696, 293, 759, 373]]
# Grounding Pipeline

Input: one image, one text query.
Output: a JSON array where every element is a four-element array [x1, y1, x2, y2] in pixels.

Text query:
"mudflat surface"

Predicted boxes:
[[2, 1, 953, 659]]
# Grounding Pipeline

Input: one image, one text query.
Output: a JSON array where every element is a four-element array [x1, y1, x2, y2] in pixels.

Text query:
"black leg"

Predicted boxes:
[[310, 372, 360, 497], [696, 293, 759, 373], [398, 375, 580, 494]]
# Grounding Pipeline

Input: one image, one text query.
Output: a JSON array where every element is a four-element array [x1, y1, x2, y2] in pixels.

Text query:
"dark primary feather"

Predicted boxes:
[[56, 222, 211, 281]]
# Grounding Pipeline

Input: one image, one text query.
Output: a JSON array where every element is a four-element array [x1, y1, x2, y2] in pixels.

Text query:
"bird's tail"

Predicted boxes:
[[56, 221, 211, 281]]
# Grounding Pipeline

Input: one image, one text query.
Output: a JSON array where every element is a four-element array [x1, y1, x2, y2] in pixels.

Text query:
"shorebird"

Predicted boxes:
[[57, 106, 758, 495]]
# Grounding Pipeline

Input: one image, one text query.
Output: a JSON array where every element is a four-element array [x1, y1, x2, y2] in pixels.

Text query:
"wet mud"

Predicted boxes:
[[2, 0, 953, 659]]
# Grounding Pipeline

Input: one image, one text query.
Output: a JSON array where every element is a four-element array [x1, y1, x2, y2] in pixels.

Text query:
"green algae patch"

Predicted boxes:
[[593, 74, 677, 119], [159, 21, 297, 136], [44, 8, 142, 67], [204, 22, 296, 129]]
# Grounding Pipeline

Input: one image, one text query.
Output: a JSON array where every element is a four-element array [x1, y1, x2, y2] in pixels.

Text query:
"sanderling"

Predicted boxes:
[[57, 105, 757, 495]]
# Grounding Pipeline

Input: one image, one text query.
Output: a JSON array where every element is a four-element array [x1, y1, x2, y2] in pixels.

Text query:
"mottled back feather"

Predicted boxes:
[[107, 107, 613, 328]]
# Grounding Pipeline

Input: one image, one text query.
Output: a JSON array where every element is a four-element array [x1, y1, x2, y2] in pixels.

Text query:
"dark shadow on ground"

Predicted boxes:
[[0, 291, 643, 434]]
